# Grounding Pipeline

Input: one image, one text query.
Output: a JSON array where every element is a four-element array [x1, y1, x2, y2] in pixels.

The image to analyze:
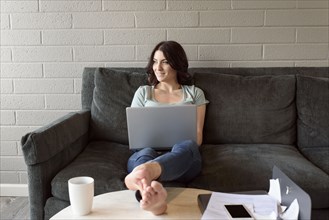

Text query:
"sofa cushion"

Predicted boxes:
[[296, 75, 329, 174], [89, 68, 147, 143], [51, 141, 185, 202], [51, 141, 132, 201], [189, 144, 329, 209], [194, 73, 296, 145]]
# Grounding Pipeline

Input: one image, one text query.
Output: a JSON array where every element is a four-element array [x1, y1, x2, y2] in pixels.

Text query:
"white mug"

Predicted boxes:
[[68, 176, 94, 216]]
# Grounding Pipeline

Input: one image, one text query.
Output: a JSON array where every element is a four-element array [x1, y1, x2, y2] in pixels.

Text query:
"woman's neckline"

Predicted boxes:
[[151, 85, 185, 104]]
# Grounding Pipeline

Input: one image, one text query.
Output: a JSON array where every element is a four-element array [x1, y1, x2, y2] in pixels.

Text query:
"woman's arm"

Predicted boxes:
[[196, 104, 206, 146]]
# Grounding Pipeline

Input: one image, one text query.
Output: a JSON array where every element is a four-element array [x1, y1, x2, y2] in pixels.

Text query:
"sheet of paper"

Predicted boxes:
[[280, 199, 299, 220], [268, 178, 281, 203], [201, 192, 278, 220]]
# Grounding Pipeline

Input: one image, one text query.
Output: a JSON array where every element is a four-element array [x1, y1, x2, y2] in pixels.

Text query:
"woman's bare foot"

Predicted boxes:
[[125, 162, 162, 191], [140, 181, 167, 215]]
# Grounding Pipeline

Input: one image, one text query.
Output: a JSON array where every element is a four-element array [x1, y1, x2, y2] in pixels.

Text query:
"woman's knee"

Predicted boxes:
[[172, 140, 199, 155], [127, 147, 158, 172], [139, 147, 158, 156]]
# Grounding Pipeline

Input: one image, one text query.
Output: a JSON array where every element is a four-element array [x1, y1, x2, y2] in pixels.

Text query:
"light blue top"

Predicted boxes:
[[131, 85, 209, 107]]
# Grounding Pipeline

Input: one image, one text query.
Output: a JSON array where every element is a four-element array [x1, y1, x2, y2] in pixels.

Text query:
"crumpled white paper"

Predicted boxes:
[[268, 179, 299, 220]]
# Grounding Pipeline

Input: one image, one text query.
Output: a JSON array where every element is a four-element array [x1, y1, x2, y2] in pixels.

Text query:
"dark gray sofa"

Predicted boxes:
[[21, 67, 329, 220]]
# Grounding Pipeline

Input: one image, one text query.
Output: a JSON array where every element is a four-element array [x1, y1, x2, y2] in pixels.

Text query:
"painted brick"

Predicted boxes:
[[1, 14, 10, 29], [74, 78, 82, 94], [0, 1, 39, 13], [264, 44, 329, 60], [0, 172, 19, 184], [1, 48, 12, 62], [1, 95, 44, 110], [17, 143, 24, 156], [1, 64, 43, 78], [231, 61, 294, 68], [13, 47, 72, 62], [1, 80, 13, 93], [266, 9, 329, 26], [103, 0, 165, 11], [46, 94, 81, 110], [16, 111, 70, 125], [168, 28, 230, 44], [135, 12, 199, 28], [232, 28, 295, 43], [295, 61, 329, 67], [0, 111, 16, 125], [200, 10, 264, 27], [0, 157, 27, 171], [19, 172, 28, 184], [232, 1, 296, 9], [44, 63, 100, 78], [189, 61, 230, 68], [0, 141, 17, 155], [104, 29, 166, 45], [297, 28, 329, 43], [74, 46, 135, 61], [136, 45, 160, 61], [1, 0, 329, 186], [40, 1, 101, 12], [183, 46, 198, 61], [43, 30, 103, 45], [105, 62, 147, 68], [73, 12, 134, 28], [199, 45, 262, 61], [12, 13, 72, 29], [14, 79, 74, 94], [167, 1, 231, 10], [1, 30, 41, 46], [136, 45, 198, 61], [0, 126, 37, 141], [297, 1, 329, 9]]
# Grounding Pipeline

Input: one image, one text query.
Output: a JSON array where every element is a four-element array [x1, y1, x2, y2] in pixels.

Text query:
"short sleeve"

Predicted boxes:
[[184, 85, 209, 106], [131, 86, 146, 107], [193, 86, 209, 106]]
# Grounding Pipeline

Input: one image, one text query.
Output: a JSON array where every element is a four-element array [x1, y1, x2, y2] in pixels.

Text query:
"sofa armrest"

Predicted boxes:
[[21, 110, 91, 165], [21, 110, 91, 220]]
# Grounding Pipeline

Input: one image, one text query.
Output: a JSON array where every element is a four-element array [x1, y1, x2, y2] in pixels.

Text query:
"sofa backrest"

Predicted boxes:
[[85, 68, 147, 144], [194, 72, 297, 144], [82, 67, 328, 146]]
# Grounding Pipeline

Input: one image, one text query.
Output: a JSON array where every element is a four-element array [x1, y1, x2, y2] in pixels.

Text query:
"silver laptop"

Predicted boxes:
[[126, 105, 197, 150]]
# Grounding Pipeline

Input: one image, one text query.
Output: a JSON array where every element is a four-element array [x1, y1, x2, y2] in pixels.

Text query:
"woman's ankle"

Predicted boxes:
[[144, 162, 162, 180]]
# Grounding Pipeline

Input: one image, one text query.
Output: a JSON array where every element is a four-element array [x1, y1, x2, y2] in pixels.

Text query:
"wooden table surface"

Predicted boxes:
[[51, 187, 211, 219]]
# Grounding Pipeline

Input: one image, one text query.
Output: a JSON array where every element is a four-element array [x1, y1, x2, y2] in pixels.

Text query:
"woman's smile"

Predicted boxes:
[[153, 50, 177, 83]]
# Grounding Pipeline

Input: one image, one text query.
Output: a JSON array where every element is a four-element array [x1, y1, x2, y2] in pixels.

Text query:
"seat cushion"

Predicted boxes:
[[193, 73, 296, 145], [296, 75, 329, 175], [51, 141, 132, 201], [189, 144, 329, 209], [89, 68, 147, 143]]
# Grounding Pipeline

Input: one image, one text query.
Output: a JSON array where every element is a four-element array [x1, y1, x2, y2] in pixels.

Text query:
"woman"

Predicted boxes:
[[125, 41, 208, 215]]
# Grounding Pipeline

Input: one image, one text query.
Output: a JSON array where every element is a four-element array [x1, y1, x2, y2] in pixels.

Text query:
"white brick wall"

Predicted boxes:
[[0, 0, 328, 185]]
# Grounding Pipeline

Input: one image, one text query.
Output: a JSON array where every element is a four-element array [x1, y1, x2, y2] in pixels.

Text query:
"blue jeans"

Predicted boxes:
[[127, 140, 202, 183]]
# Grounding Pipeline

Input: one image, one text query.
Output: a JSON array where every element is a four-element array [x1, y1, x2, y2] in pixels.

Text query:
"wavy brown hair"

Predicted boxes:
[[146, 41, 192, 86]]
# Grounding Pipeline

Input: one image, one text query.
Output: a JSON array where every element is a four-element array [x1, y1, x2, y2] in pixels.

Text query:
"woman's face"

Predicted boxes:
[[153, 50, 178, 84]]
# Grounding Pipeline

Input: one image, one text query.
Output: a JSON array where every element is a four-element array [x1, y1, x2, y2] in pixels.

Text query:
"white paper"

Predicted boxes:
[[201, 192, 278, 220], [268, 178, 299, 220], [280, 199, 299, 220], [202, 178, 300, 220], [268, 178, 281, 203]]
